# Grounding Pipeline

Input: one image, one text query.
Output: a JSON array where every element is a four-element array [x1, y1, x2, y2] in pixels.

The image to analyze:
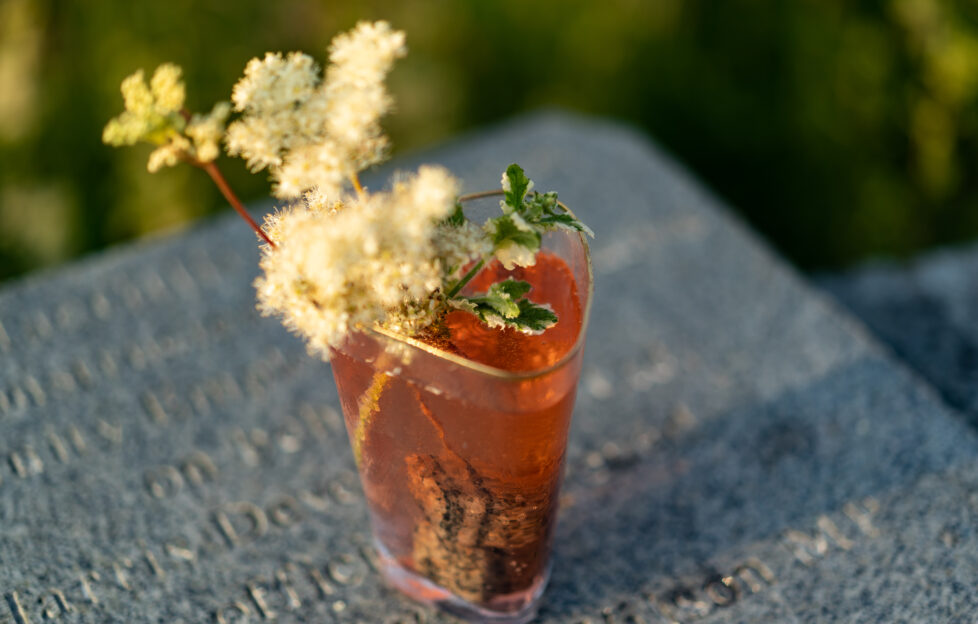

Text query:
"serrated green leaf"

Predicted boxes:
[[504, 163, 531, 210], [489, 214, 542, 250], [513, 299, 558, 332], [537, 212, 595, 236], [494, 278, 532, 300], [451, 278, 558, 334], [463, 279, 527, 318]]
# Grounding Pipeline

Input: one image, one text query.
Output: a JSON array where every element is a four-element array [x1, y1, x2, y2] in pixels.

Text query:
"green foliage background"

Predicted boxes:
[[3, 0, 978, 280]]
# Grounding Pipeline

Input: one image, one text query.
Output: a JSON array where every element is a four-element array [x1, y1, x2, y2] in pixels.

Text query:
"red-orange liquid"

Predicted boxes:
[[330, 252, 583, 609]]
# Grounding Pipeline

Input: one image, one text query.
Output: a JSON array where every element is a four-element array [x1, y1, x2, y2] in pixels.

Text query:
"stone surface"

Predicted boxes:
[[1, 112, 978, 623], [821, 244, 978, 426]]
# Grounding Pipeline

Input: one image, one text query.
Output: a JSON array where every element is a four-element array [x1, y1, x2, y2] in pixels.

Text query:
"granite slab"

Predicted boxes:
[[1, 112, 976, 623], [821, 243, 978, 427]]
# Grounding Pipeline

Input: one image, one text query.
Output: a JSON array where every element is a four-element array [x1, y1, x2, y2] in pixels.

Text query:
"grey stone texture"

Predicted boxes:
[[2, 112, 978, 623], [822, 244, 978, 426]]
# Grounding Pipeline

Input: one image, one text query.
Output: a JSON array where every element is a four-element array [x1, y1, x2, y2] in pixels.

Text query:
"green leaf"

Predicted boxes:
[[463, 279, 529, 318], [451, 278, 558, 334], [494, 277, 531, 300], [442, 202, 466, 227], [537, 213, 595, 236], [489, 214, 542, 251], [503, 163, 531, 211], [513, 299, 558, 332]]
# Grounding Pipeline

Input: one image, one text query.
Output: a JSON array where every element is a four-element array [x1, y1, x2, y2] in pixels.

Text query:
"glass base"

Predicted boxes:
[[374, 540, 549, 624]]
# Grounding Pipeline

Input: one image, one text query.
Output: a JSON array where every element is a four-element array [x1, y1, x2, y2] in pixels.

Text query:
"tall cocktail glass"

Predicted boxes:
[[330, 208, 592, 623]]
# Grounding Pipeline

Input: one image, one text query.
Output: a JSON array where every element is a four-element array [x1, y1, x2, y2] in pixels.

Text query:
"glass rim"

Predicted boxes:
[[366, 189, 593, 381]]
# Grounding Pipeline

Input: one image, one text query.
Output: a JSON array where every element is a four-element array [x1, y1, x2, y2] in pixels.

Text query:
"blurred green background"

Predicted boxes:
[[3, 0, 978, 281]]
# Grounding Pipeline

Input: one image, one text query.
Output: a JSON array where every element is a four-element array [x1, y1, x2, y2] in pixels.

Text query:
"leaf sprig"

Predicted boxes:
[[487, 164, 593, 271], [439, 163, 592, 334], [449, 278, 558, 334]]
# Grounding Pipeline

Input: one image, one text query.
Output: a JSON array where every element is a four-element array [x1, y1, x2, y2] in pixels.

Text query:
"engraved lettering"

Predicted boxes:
[[219, 373, 243, 401], [5, 592, 33, 624], [32, 312, 52, 340], [164, 538, 198, 565], [167, 260, 198, 296], [11, 387, 28, 411], [215, 502, 269, 547], [661, 586, 710, 620], [298, 404, 329, 440], [9, 446, 43, 477], [358, 544, 381, 572], [141, 271, 168, 301], [71, 360, 94, 389], [328, 477, 359, 505], [89, 292, 112, 320], [96, 419, 123, 446], [97, 350, 118, 378], [181, 451, 218, 488], [67, 426, 87, 455], [55, 300, 86, 330], [45, 429, 70, 463], [731, 558, 776, 593], [141, 392, 169, 425], [246, 581, 276, 620], [38, 588, 73, 619], [76, 571, 99, 605], [601, 600, 652, 624], [274, 568, 301, 610], [307, 567, 336, 597], [231, 429, 261, 467], [702, 574, 737, 607], [844, 497, 881, 538], [112, 558, 133, 591], [143, 548, 166, 579], [268, 496, 303, 528], [327, 553, 366, 587], [190, 387, 210, 416], [22, 377, 45, 407], [298, 489, 330, 513], [49, 370, 77, 394], [276, 427, 302, 455], [215, 600, 252, 624], [144, 465, 184, 499], [784, 515, 854, 565]]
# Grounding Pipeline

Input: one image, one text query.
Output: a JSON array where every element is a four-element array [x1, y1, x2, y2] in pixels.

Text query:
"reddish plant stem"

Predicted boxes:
[[200, 160, 275, 247], [178, 108, 274, 248]]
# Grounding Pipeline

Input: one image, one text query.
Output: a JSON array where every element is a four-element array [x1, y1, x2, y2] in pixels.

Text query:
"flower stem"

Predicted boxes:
[[351, 173, 366, 199], [445, 258, 485, 299], [200, 160, 275, 248]]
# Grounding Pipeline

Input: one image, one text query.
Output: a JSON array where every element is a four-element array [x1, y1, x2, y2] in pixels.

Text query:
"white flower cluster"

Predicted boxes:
[[226, 21, 406, 199], [103, 64, 230, 172], [255, 166, 463, 360]]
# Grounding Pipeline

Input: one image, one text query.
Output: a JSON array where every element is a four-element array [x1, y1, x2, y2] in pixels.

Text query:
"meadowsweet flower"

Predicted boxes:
[[226, 21, 406, 200], [186, 102, 231, 163], [104, 64, 227, 172], [435, 221, 493, 279], [103, 65, 185, 148], [149, 63, 186, 114], [147, 135, 191, 172], [255, 165, 458, 360]]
